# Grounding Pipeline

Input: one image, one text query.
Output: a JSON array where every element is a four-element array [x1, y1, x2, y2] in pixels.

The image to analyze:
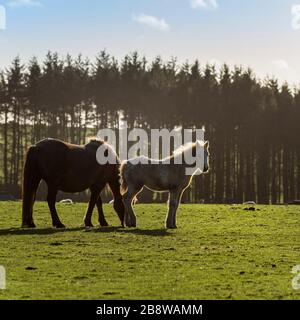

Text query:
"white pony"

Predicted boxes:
[[120, 140, 210, 229]]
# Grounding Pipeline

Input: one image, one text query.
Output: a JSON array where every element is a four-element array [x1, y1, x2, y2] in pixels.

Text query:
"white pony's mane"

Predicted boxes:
[[172, 141, 204, 157], [127, 141, 206, 162]]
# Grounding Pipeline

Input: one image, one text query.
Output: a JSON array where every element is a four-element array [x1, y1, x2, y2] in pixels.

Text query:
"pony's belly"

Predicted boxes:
[[58, 180, 92, 193], [142, 170, 171, 192], [59, 185, 88, 193], [144, 184, 169, 193]]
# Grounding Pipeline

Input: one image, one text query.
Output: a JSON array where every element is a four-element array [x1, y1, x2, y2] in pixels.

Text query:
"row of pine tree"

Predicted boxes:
[[0, 51, 299, 203]]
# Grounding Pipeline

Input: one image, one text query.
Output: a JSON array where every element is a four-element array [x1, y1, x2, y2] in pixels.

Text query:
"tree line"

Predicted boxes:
[[0, 51, 299, 203]]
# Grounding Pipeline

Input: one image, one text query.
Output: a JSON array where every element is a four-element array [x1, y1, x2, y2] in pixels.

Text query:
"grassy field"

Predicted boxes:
[[0, 202, 299, 300]]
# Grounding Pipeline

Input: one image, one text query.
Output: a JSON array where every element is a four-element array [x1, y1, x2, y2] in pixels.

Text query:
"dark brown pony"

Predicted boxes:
[[22, 138, 124, 228]]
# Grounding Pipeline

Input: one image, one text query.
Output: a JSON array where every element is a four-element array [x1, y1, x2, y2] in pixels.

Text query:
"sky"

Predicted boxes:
[[0, 0, 300, 85]]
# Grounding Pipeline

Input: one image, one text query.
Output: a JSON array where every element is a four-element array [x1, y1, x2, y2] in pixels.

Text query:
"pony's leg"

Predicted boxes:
[[123, 186, 142, 228], [47, 186, 65, 228], [96, 194, 109, 227], [83, 187, 101, 227], [22, 145, 40, 228], [29, 176, 41, 227], [166, 189, 183, 229], [22, 175, 41, 228], [108, 180, 125, 227]]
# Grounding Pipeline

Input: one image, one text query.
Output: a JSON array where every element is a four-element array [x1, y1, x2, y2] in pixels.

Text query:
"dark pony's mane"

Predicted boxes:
[[85, 139, 106, 149], [86, 138, 120, 164], [87, 138, 104, 145]]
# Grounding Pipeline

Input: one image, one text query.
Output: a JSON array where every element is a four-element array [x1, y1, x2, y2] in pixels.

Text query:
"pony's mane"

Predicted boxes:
[[171, 140, 206, 158], [87, 138, 104, 146], [172, 142, 196, 157], [86, 138, 120, 163]]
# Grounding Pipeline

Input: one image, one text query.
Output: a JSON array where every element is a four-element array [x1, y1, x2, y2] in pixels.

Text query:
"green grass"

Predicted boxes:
[[0, 202, 299, 300]]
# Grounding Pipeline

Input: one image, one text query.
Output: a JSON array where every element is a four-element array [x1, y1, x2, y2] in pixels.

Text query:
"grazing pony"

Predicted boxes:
[[120, 140, 210, 229], [22, 138, 124, 228]]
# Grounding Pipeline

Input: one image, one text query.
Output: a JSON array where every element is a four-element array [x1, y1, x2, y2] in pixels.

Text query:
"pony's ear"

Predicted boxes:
[[204, 141, 209, 149]]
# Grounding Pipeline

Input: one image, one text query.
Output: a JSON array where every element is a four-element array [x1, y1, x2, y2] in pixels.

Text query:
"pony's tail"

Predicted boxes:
[[22, 146, 40, 228], [119, 161, 128, 195]]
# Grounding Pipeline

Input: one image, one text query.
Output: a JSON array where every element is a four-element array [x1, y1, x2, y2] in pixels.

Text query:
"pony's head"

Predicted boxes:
[[195, 140, 210, 173], [203, 141, 210, 173]]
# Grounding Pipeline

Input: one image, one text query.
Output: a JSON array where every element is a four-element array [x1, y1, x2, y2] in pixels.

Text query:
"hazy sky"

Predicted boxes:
[[1, 0, 300, 85]]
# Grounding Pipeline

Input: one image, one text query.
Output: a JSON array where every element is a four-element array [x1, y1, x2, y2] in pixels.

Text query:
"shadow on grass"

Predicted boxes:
[[88, 226, 170, 236], [91, 226, 123, 233], [78, 226, 170, 237], [0, 227, 85, 236], [0, 226, 170, 237], [117, 228, 170, 237]]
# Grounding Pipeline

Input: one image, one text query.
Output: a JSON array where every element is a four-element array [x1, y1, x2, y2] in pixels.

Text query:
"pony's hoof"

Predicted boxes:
[[85, 223, 94, 228], [126, 223, 136, 228], [22, 222, 36, 228], [166, 225, 177, 229], [125, 221, 131, 227], [54, 223, 66, 229], [99, 221, 109, 227]]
